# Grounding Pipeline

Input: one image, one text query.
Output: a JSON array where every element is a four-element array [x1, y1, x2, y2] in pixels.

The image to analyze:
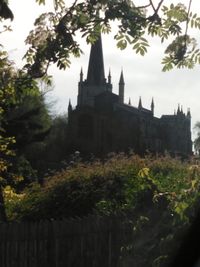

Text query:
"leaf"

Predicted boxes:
[[117, 39, 127, 50], [175, 201, 189, 219], [125, 35, 132, 44], [114, 34, 124, 41], [138, 168, 150, 178], [133, 43, 140, 50], [36, 0, 45, 5]]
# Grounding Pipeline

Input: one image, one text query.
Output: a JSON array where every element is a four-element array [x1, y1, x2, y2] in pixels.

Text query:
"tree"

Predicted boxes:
[[0, 48, 52, 220], [18, 0, 200, 80], [0, 0, 13, 21], [0, 1, 54, 221], [3, 76, 52, 151], [0, 48, 17, 221], [194, 122, 200, 155], [23, 114, 69, 178], [3, 1, 200, 76]]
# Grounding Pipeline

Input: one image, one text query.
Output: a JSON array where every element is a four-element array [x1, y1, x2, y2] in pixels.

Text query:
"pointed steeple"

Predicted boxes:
[[177, 104, 180, 114], [151, 97, 154, 115], [68, 99, 72, 114], [138, 96, 142, 109], [187, 108, 191, 118], [80, 67, 83, 82], [128, 97, 131, 105], [86, 34, 105, 86], [108, 69, 111, 84], [181, 105, 183, 114], [119, 70, 125, 104], [119, 69, 125, 85]]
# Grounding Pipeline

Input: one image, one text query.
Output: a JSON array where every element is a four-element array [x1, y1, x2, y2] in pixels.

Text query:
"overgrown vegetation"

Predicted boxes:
[[5, 153, 200, 222], [4, 153, 200, 266]]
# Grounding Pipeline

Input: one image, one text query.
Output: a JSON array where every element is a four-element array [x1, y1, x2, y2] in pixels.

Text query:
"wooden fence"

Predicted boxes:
[[0, 214, 134, 267]]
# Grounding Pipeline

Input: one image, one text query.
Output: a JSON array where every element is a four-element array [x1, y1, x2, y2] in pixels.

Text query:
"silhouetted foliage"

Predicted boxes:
[[24, 114, 69, 177], [21, 0, 200, 81], [0, 0, 13, 21]]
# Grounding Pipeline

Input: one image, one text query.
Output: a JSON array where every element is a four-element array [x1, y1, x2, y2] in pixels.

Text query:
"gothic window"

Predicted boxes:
[[78, 114, 94, 139]]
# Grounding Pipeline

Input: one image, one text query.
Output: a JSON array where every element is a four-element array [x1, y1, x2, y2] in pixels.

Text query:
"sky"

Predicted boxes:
[[1, 0, 200, 141]]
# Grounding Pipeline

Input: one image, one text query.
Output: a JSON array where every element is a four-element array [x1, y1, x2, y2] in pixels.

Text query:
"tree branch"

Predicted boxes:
[[149, 0, 156, 12], [137, 3, 151, 9], [155, 0, 165, 13], [185, 0, 193, 36]]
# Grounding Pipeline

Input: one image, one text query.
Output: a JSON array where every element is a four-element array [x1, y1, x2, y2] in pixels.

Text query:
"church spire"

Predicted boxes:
[[181, 105, 183, 114], [119, 69, 125, 84], [138, 96, 142, 109], [86, 34, 105, 86], [68, 99, 72, 114], [80, 67, 83, 82], [119, 70, 125, 104], [187, 108, 191, 118], [108, 68, 111, 84], [151, 97, 154, 115], [177, 104, 181, 114]]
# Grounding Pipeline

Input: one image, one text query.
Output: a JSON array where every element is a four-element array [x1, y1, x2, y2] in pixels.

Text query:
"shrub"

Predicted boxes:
[[6, 153, 200, 222]]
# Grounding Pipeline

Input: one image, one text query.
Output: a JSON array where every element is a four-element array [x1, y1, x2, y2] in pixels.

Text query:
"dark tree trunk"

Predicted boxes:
[[0, 186, 7, 222]]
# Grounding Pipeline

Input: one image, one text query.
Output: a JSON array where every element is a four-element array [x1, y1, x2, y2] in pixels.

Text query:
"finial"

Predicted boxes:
[[181, 105, 183, 114], [80, 67, 83, 82], [151, 97, 154, 114], [68, 99, 72, 113], [177, 104, 180, 114], [187, 108, 191, 118], [138, 96, 142, 109], [119, 69, 125, 104], [119, 69, 125, 85], [108, 68, 111, 84]]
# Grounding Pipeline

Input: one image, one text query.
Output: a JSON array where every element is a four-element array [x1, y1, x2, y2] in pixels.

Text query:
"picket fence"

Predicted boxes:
[[0, 213, 134, 267]]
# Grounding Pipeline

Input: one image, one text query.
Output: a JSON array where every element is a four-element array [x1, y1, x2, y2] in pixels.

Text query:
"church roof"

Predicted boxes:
[[115, 102, 152, 116]]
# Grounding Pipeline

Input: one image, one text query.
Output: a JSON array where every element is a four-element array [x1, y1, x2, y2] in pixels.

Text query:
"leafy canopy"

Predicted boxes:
[[18, 0, 200, 79]]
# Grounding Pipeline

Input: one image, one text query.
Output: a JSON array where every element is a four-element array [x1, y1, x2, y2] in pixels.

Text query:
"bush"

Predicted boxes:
[[6, 153, 200, 223]]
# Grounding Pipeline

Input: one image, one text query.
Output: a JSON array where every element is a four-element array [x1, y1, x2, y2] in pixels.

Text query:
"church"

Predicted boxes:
[[67, 35, 192, 157]]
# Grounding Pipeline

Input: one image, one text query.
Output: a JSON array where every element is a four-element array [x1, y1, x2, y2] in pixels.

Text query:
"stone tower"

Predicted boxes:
[[77, 35, 112, 107]]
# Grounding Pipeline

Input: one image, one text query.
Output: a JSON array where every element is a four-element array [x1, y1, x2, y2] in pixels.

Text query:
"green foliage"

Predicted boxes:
[[0, 55, 52, 184], [20, 1, 200, 77], [194, 121, 200, 153], [3, 185, 25, 221], [23, 114, 68, 176], [4, 92, 51, 149], [7, 153, 200, 223], [162, 35, 199, 71], [35, 0, 46, 5], [0, 46, 51, 220], [6, 153, 200, 265], [0, 49, 16, 183]]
